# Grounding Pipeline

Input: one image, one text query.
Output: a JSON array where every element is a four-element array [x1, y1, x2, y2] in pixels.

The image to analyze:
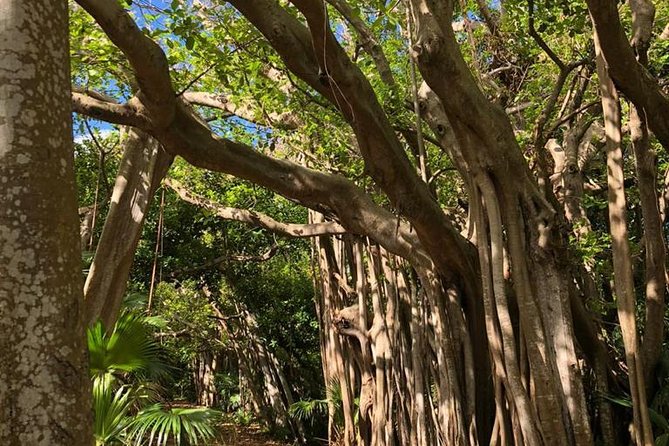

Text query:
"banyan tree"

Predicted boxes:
[[3, 0, 669, 444]]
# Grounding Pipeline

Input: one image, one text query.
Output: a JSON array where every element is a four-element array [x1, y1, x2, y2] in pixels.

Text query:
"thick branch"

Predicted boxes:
[[231, 0, 478, 284], [585, 0, 669, 150], [159, 104, 433, 270], [165, 178, 347, 237], [74, 0, 175, 126], [77, 0, 470, 284], [72, 92, 148, 127]]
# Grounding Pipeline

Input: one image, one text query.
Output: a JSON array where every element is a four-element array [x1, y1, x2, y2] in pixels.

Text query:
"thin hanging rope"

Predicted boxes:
[[88, 157, 102, 250], [405, 3, 428, 182], [147, 187, 166, 313], [159, 195, 165, 283], [85, 119, 107, 251]]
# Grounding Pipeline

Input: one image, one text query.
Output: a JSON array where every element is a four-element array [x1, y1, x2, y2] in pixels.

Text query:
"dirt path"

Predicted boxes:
[[214, 421, 292, 446]]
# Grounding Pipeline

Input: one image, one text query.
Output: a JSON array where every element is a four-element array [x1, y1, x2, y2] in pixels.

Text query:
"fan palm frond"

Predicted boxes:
[[289, 399, 329, 423], [88, 312, 168, 380], [93, 385, 134, 446], [128, 404, 220, 446]]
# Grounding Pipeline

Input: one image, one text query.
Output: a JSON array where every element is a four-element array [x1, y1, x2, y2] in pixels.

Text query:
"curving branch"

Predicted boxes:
[[165, 178, 348, 237], [231, 0, 478, 285], [74, 0, 478, 289], [74, 0, 176, 126], [182, 91, 301, 130], [585, 0, 669, 150], [170, 245, 280, 277]]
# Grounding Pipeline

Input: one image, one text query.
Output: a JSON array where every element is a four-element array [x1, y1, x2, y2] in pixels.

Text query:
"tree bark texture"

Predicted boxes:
[[0, 1, 92, 444]]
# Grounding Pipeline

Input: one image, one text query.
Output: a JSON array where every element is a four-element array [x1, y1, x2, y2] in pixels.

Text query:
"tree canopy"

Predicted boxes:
[[2, 0, 669, 444]]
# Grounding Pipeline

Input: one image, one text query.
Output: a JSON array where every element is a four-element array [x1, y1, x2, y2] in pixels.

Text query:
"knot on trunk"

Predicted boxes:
[[332, 304, 361, 336]]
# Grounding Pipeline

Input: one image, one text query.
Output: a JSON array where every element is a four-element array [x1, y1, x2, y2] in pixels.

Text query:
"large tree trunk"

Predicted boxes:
[[409, 2, 593, 444], [83, 128, 172, 328], [0, 1, 92, 443]]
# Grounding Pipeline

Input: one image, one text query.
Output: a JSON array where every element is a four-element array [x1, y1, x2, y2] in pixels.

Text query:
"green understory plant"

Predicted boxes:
[[89, 311, 220, 446]]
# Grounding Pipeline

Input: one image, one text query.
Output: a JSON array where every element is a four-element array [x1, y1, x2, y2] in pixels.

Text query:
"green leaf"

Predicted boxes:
[[128, 404, 220, 446], [88, 312, 168, 380]]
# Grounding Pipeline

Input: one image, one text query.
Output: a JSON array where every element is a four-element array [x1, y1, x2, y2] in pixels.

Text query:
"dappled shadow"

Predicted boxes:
[[215, 420, 291, 446]]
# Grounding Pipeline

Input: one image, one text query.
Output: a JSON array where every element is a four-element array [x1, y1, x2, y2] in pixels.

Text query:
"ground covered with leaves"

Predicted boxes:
[[215, 419, 293, 446]]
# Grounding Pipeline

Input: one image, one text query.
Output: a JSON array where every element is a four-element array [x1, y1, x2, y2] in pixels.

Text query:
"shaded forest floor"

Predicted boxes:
[[215, 420, 292, 445]]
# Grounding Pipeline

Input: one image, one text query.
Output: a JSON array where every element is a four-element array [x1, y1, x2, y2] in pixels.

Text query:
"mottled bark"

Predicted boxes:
[[0, 1, 92, 444]]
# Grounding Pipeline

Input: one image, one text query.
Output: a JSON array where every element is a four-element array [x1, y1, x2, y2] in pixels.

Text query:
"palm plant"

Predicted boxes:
[[289, 377, 351, 441], [602, 393, 669, 445], [88, 311, 167, 381], [93, 385, 134, 445], [288, 398, 329, 425], [89, 311, 219, 446], [128, 404, 219, 446]]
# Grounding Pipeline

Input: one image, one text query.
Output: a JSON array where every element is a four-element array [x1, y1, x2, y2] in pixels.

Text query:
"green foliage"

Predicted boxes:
[[128, 405, 219, 446], [151, 281, 220, 402], [232, 408, 254, 426], [289, 377, 345, 434], [600, 346, 669, 443], [89, 312, 219, 446], [602, 393, 669, 443], [94, 385, 135, 446], [289, 399, 329, 425], [216, 372, 240, 412], [70, 1, 133, 94], [569, 225, 611, 272], [88, 312, 167, 380]]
